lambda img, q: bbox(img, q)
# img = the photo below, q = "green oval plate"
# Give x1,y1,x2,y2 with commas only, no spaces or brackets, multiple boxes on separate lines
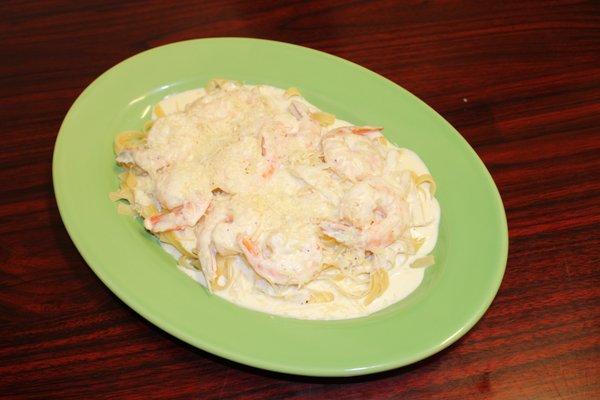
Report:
53,38,507,377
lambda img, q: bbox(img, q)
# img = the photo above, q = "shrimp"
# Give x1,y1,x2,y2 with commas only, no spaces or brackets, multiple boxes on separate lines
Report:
144,199,210,232
144,165,213,232
195,200,262,283
259,113,322,170
322,126,386,182
211,136,273,193
239,227,323,286
321,177,410,251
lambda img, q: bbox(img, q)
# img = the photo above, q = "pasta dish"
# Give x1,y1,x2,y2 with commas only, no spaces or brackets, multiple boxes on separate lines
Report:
111,79,440,319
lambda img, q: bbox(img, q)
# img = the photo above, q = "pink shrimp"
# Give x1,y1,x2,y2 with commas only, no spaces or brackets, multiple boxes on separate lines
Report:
322,126,386,182
239,237,288,284
144,199,210,233
320,177,410,251
239,231,322,286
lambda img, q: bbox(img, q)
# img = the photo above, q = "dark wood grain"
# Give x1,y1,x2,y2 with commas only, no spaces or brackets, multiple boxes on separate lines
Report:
1,0,599,398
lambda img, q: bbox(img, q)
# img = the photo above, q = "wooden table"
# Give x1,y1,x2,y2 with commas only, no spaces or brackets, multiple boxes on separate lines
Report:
1,1,599,398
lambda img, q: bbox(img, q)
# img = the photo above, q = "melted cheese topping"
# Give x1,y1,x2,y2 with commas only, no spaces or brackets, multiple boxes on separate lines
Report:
113,80,440,320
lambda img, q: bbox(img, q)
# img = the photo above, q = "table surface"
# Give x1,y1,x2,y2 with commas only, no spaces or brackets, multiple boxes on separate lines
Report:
1,0,599,399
